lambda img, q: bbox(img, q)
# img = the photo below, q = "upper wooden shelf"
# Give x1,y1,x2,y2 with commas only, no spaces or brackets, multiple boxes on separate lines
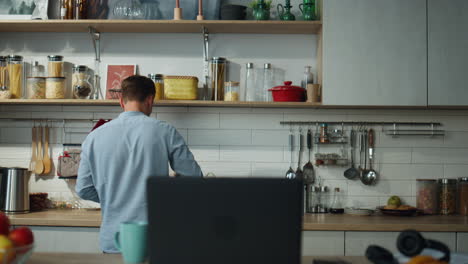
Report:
0,20,322,34
1,99,467,109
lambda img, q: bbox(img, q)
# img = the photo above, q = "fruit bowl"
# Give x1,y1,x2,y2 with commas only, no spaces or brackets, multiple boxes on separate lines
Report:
0,244,34,264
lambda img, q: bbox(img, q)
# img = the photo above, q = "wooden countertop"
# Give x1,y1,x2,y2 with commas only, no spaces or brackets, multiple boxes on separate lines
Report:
9,210,468,232
28,253,370,264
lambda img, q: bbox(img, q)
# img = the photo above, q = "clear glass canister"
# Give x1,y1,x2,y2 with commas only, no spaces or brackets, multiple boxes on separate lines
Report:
7,55,23,99
48,55,64,77
224,81,240,102
27,77,46,99
209,57,227,101
72,65,93,99
46,77,66,99
416,179,439,215
148,74,164,101
438,178,457,215
0,56,10,99
458,177,468,215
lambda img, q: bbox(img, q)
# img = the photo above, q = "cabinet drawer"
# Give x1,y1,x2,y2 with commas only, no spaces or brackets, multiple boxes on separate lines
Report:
302,231,344,256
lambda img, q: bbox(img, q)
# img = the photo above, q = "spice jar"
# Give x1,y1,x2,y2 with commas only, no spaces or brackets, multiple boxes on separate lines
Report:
319,123,329,143
0,56,10,99
47,55,64,77
148,74,164,101
458,177,468,215
72,65,93,99
416,179,439,215
27,77,46,99
7,55,23,99
438,178,457,215
224,81,240,101
209,57,227,101
46,77,66,99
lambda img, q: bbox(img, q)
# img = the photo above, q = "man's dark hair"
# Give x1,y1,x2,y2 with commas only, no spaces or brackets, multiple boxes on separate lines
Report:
121,75,155,103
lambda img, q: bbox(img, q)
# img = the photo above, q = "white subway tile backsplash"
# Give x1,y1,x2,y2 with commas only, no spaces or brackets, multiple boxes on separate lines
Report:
198,161,251,177
31,111,94,120
379,164,444,180
378,196,416,207
189,107,251,114
0,111,33,119
378,132,445,148
251,162,290,177
63,105,121,113
345,196,380,209
347,180,412,197
3,105,62,112
158,113,219,129
251,130,288,146
188,129,251,146
155,106,188,113
189,145,220,162
412,148,468,164
443,132,468,148
220,114,284,129
220,146,284,162
93,112,120,120
443,164,468,178
374,148,412,164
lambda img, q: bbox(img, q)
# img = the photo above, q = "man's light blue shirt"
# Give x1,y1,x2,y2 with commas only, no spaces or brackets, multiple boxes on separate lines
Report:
76,111,203,253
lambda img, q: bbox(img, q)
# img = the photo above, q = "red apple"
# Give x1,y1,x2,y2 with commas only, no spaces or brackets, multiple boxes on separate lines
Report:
0,212,10,236
8,227,34,247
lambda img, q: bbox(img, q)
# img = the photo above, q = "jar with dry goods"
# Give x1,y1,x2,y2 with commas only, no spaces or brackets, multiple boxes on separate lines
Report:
209,57,227,101
148,73,164,101
458,177,468,215
224,81,240,102
438,178,457,215
46,77,66,99
0,56,10,99
7,55,23,99
48,55,64,77
27,77,46,99
416,179,438,215
72,65,93,99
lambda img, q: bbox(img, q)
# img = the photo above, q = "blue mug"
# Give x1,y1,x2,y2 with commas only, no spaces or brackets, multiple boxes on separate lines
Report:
114,222,148,264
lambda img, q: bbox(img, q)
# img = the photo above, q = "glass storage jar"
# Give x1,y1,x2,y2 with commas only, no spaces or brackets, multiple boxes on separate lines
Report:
438,178,457,215
148,73,164,101
27,77,46,99
7,55,23,99
0,56,10,99
224,81,240,102
48,55,64,77
72,65,93,99
458,177,468,215
46,77,66,99
416,179,439,215
209,57,227,101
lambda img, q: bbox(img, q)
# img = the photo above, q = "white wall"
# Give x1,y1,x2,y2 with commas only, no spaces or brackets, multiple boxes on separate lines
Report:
1,104,468,209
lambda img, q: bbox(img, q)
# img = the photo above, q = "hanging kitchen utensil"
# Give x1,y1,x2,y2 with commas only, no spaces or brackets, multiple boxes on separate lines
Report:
29,123,37,172
359,129,368,180
286,129,296,179
42,122,52,174
362,129,378,185
303,128,315,184
34,123,45,175
344,129,359,180
295,128,304,180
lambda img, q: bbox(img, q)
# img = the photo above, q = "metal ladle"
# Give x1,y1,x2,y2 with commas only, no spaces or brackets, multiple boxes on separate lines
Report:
361,129,378,185
295,128,304,180
286,130,296,179
344,129,359,180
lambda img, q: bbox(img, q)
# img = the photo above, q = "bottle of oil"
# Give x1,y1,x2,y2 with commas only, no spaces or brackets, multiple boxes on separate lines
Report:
329,187,344,214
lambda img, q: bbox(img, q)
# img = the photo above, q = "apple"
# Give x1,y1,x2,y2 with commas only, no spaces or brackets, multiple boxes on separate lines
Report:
0,235,15,263
0,212,10,236
8,227,34,248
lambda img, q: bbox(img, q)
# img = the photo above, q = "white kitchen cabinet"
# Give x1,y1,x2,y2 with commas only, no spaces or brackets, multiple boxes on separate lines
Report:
458,233,468,253
15,226,100,253
345,232,456,256
428,0,468,106
323,0,427,106
302,231,345,256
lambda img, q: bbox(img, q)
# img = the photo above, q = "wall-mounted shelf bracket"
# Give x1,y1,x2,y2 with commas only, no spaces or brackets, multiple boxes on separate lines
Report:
88,27,103,100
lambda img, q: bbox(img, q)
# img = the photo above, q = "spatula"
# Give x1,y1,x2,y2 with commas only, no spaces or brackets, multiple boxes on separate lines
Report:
42,123,52,174
29,125,37,172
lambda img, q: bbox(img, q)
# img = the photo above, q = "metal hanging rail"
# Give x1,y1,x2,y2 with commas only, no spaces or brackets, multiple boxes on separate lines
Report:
280,121,442,126
0,117,103,122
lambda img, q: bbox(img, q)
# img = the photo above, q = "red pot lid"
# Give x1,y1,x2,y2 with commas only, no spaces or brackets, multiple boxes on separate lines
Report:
269,81,304,91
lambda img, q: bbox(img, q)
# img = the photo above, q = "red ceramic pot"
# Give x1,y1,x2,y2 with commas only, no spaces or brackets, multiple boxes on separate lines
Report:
268,81,306,102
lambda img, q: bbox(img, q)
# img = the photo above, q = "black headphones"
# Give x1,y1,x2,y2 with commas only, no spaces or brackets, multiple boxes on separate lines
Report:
397,230,450,262
366,230,451,264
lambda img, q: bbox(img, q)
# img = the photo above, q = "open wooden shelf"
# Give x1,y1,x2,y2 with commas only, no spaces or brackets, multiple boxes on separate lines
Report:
0,20,322,34
1,99,466,109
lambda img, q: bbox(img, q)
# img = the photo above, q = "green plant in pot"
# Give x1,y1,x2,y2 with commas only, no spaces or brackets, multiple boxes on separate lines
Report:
250,0,271,20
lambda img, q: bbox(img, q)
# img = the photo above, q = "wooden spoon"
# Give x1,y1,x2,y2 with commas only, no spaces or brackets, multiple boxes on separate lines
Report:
29,126,37,172
34,125,45,175
42,124,52,174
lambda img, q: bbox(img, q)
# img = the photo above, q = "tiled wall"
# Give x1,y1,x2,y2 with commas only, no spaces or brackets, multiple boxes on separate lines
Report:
1,105,468,209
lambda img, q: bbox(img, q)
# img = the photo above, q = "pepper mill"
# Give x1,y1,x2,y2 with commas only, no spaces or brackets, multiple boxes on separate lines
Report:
174,0,182,20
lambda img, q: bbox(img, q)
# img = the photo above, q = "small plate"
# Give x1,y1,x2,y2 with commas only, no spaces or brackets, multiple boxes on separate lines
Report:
378,206,418,216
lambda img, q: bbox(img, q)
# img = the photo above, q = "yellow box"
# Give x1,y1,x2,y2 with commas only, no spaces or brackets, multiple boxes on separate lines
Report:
164,76,198,100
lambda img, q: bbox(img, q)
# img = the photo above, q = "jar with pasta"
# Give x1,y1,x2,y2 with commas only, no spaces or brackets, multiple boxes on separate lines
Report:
0,56,10,99
27,77,46,99
46,77,66,99
72,65,93,99
148,73,164,101
224,81,240,102
209,57,227,101
47,55,64,77
438,178,457,215
7,55,23,99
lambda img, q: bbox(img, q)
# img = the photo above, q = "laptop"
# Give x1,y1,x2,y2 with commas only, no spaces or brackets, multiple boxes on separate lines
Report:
147,177,303,264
